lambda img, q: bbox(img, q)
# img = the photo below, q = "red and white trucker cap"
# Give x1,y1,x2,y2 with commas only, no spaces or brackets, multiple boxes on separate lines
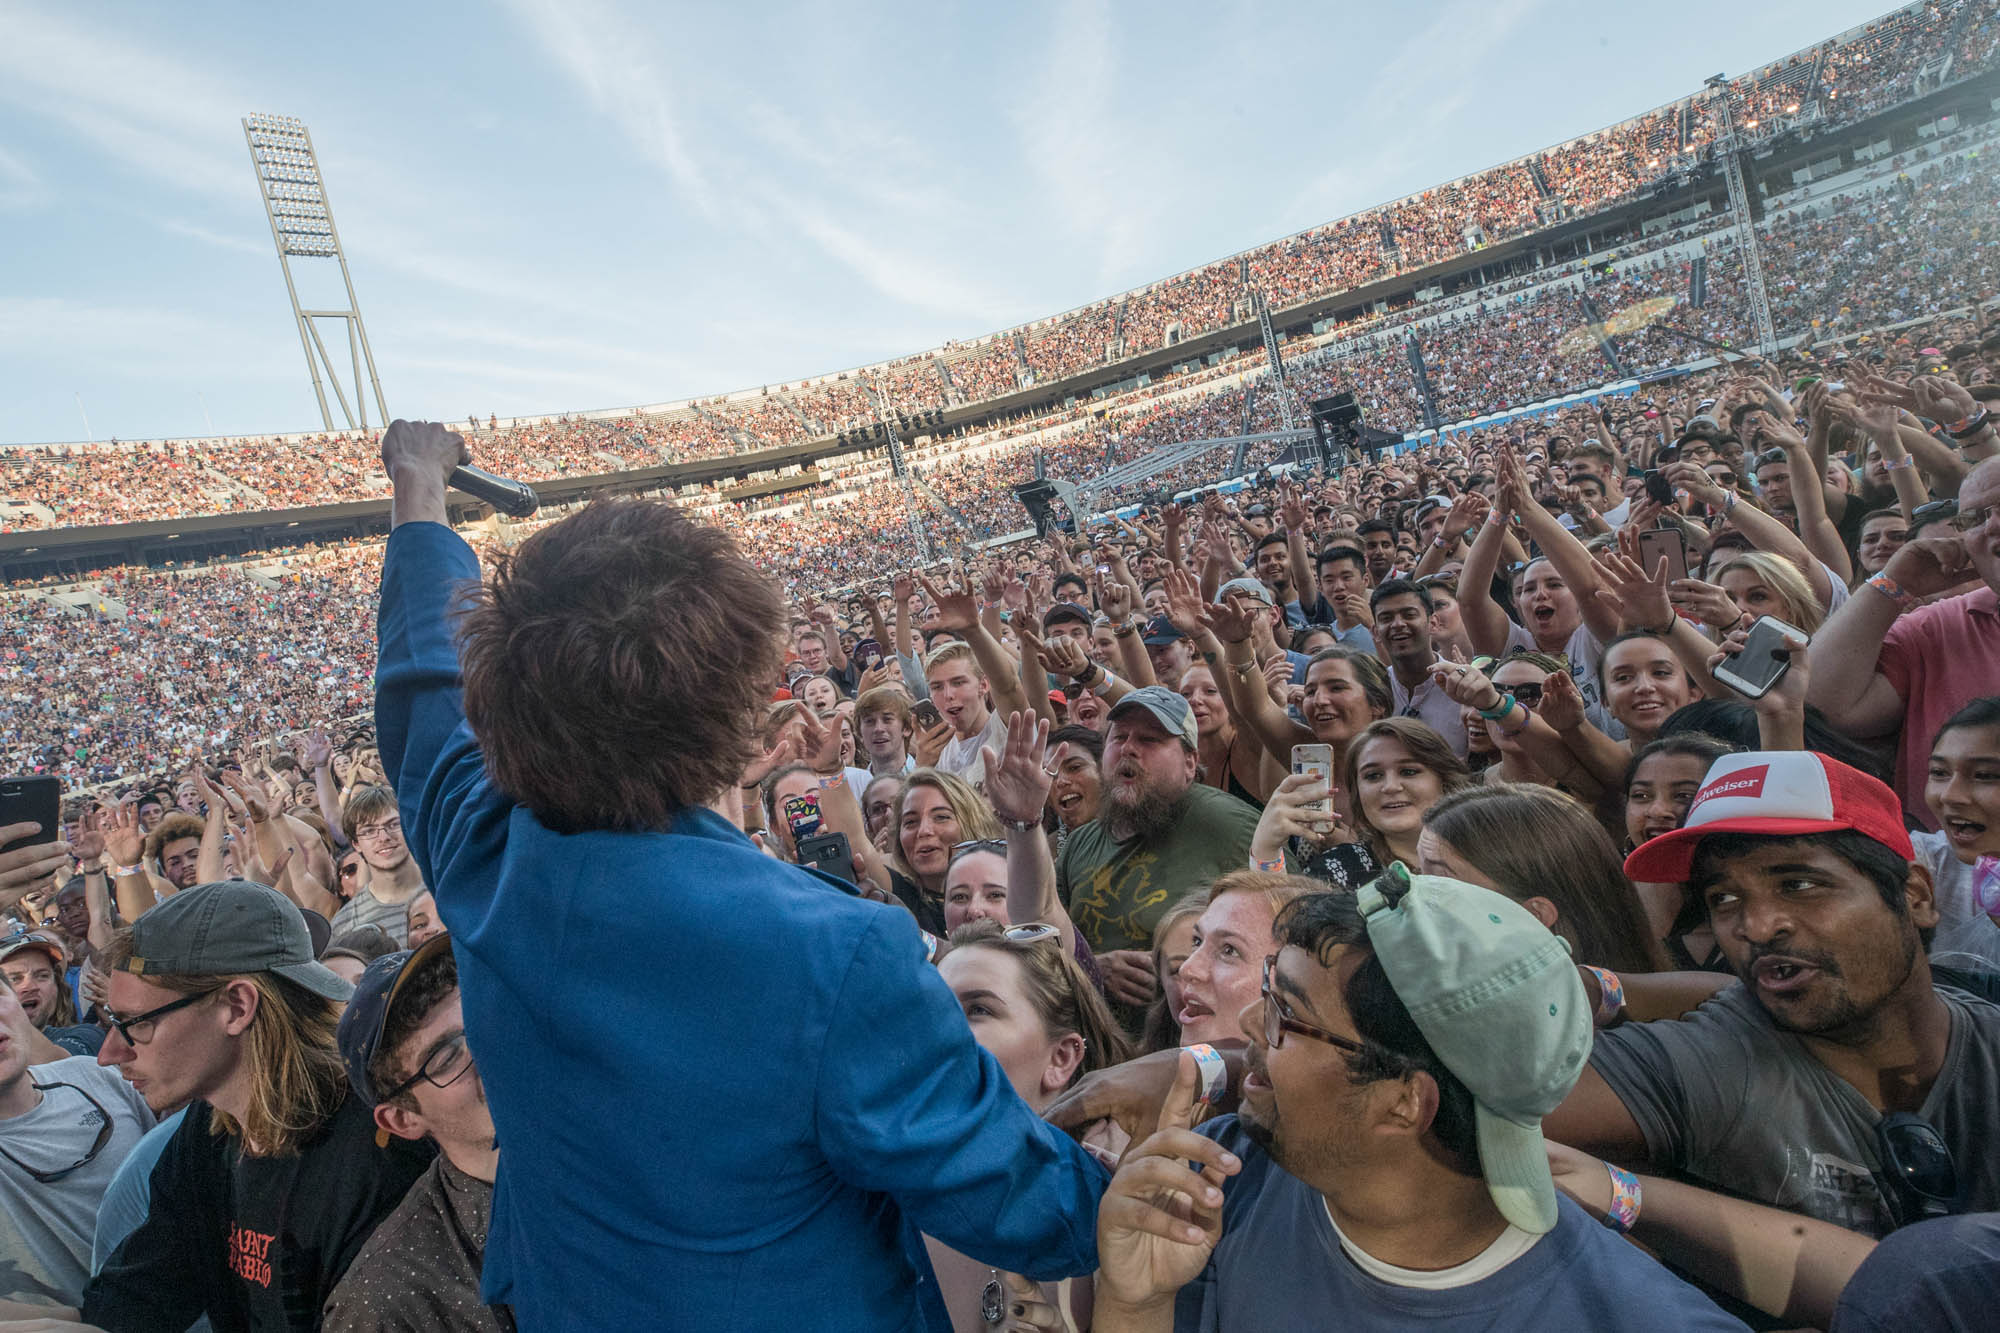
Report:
1624,751,1914,884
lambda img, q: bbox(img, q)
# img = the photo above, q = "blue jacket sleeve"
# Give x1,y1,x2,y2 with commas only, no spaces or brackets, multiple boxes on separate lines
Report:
373,522,505,899
814,910,1108,1281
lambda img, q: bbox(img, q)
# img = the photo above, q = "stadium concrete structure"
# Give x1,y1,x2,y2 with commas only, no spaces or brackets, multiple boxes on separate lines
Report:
3,0,1999,585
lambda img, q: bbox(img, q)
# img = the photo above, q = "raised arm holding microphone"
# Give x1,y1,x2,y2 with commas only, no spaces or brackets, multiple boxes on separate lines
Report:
371,421,1108,1333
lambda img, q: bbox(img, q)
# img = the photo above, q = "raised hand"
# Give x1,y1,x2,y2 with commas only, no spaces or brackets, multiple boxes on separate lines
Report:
1200,594,1258,645
68,809,107,866
302,724,333,771
97,800,145,867
1429,656,1504,712
1667,577,1742,631
1260,654,1293,707
1102,579,1135,623
1660,460,1725,510
1537,667,1587,734
912,719,954,769
221,770,272,824
918,569,982,632
1441,489,1490,544
1911,374,1977,425
740,732,799,790
891,573,916,604
1094,1052,1241,1311
1163,567,1207,638
795,707,848,777
0,821,72,911
1249,771,1341,864
1592,529,1674,630
379,418,470,485
1710,620,1811,715
979,711,1054,827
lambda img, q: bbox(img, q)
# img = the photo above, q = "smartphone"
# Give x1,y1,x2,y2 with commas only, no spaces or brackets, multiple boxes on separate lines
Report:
853,637,883,669
912,700,944,731
1637,526,1691,585
780,792,824,843
1643,469,1675,506
0,776,61,848
1713,616,1808,700
796,830,854,883
1291,744,1335,815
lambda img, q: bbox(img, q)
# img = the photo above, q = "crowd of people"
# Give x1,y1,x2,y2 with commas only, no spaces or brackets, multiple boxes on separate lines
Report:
10,315,2000,1327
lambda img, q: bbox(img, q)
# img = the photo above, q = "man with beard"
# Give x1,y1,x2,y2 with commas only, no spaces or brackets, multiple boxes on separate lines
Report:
0,931,100,1057
325,935,513,1332
1552,751,2000,1235
1090,878,1742,1331
1369,579,1465,756
1058,688,1261,1027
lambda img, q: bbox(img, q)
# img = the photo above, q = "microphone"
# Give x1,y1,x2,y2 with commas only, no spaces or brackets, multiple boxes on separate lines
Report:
448,463,540,518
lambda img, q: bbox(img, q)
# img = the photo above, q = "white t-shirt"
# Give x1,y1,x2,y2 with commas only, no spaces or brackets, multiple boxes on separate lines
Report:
1913,829,2000,970
1501,620,1624,740
937,710,1008,790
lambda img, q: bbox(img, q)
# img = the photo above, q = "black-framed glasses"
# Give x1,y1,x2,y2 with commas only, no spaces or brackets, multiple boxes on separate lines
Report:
949,838,1008,861
1709,471,1739,488
1875,1112,1959,1229
102,987,220,1046
1261,956,1370,1056
380,1031,476,1104
0,1081,114,1182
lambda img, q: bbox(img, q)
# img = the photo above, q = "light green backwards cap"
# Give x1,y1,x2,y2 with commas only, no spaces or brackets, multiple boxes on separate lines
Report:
1354,864,1592,1235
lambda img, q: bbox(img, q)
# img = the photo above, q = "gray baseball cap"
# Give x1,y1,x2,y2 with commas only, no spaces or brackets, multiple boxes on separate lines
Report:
1107,685,1200,749
1216,577,1275,607
117,880,353,1002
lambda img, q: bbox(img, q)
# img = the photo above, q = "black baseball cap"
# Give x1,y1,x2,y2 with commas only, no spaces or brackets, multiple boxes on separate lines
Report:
1141,615,1186,647
1042,602,1093,633
336,933,455,1108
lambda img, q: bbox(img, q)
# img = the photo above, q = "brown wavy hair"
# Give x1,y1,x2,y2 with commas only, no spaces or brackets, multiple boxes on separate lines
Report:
454,499,786,833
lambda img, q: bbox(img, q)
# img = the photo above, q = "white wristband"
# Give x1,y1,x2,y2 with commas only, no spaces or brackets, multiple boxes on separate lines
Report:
1185,1043,1228,1105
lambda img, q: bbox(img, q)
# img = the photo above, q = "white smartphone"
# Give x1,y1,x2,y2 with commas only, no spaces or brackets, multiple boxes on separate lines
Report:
1712,615,1808,700
1291,744,1334,815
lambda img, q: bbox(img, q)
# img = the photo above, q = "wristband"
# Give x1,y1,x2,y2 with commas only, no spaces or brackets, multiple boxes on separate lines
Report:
1099,669,1119,691
112,863,144,878
1250,854,1286,873
1883,455,1916,471
1866,571,1918,612
1114,622,1139,638
1723,491,1737,515
1185,1043,1229,1106
1431,533,1455,549
1483,509,1507,528
1971,855,2000,918
1948,411,1991,440
998,814,1041,833
814,773,845,790
1603,1162,1642,1234
1476,693,1518,721
1582,965,1626,1026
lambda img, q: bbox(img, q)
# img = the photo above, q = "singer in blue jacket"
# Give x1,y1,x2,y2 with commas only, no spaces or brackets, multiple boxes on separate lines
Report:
371,421,1107,1332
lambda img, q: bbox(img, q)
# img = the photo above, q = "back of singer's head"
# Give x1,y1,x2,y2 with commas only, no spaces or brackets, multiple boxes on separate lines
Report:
455,498,785,833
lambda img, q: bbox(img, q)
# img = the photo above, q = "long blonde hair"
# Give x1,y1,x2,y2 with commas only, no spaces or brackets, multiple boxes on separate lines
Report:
100,931,346,1156
892,768,1003,888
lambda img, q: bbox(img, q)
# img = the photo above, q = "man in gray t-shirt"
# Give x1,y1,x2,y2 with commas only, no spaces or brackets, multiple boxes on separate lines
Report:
1548,750,2000,1235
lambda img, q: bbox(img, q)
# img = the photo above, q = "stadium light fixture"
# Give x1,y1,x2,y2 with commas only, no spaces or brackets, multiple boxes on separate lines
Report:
241,113,388,433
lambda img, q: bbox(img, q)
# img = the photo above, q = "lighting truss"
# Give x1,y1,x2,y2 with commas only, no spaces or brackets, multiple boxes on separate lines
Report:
242,113,388,432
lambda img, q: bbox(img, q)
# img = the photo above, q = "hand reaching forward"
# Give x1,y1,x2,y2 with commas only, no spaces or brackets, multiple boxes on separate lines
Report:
979,711,1053,827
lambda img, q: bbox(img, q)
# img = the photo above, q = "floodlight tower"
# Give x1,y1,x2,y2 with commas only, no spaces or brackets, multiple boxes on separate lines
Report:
1703,76,1779,357
241,114,388,431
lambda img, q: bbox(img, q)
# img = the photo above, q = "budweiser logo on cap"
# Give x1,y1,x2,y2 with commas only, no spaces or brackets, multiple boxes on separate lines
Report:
1692,763,1769,813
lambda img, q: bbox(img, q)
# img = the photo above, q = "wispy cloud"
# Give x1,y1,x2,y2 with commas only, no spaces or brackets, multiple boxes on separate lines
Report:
0,143,49,211
159,218,269,257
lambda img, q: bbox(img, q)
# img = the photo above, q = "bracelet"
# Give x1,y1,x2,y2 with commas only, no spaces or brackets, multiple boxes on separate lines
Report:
111,863,144,878
1603,1163,1643,1234
1249,854,1286,873
998,814,1040,833
1431,533,1455,549
1948,411,1991,440
1883,455,1916,472
1866,571,1918,612
1114,622,1139,638
1099,669,1120,692
1723,491,1738,515
814,773,845,789
1582,965,1626,1026
1494,709,1532,737
1641,617,1676,637
1186,1043,1229,1105
1476,694,1518,721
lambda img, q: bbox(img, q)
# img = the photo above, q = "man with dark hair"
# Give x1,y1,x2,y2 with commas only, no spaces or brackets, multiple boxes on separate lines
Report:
1092,873,1742,1330
331,785,426,945
325,935,512,1332
1355,518,1399,585
372,421,1107,1331
1299,547,1375,652
1549,751,2000,1235
1249,533,1303,628
1368,579,1464,755
140,815,202,893
1058,687,1261,1024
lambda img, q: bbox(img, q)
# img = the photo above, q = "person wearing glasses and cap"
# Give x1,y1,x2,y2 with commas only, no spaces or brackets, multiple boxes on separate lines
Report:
0,973,153,1313
323,935,512,1332
0,881,433,1333
1551,751,2000,1236
1090,872,1744,1331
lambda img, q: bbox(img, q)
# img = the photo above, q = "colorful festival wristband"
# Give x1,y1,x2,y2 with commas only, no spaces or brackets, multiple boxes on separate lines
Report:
1582,965,1626,1026
1604,1162,1643,1234
1250,854,1286,873
1185,1043,1229,1106
1866,571,1918,612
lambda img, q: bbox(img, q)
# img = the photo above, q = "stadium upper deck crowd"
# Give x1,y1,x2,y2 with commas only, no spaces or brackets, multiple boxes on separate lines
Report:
8,9,2000,1330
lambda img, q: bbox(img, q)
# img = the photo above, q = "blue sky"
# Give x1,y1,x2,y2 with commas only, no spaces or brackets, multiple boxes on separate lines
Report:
0,0,1893,444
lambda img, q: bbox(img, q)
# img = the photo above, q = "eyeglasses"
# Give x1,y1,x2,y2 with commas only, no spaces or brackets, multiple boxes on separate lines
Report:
1875,1112,1959,1229
0,1081,114,1182
1262,956,1371,1056
1950,503,2000,533
949,838,1009,860
380,1031,476,1104
1709,472,1739,488
353,820,403,843
102,986,220,1046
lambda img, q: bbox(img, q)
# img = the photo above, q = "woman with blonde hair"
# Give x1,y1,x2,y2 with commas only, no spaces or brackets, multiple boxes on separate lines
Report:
1172,870,1319,1049
1714,550,1830,634
890,768,1003,935
925,919,1134,1332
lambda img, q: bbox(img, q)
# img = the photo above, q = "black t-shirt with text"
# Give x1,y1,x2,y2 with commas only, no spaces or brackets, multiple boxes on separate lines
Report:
84,1092,433,1332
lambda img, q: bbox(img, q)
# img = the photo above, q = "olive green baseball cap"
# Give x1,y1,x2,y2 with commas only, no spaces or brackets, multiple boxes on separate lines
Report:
1355,865,1591,1234
119,880,353,1002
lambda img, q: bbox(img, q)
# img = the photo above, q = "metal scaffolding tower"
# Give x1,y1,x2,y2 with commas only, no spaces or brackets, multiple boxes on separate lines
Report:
1704,76,1779,356
1254,291,1297,434
870,384,933,564
242,114,388,432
